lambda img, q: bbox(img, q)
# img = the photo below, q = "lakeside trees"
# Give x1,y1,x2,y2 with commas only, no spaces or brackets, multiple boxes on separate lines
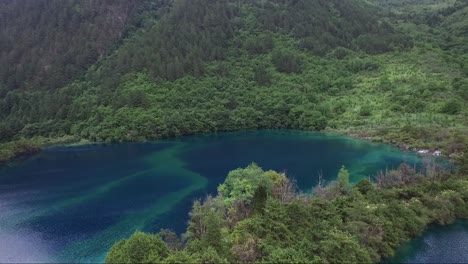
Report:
106,163,468,263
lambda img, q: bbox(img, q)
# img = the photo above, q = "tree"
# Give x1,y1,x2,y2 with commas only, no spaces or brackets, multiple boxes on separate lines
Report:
457,152,468,176
338,166,350,192
272,50,303,74
354,179,374,195
252,186,268,214
245,34,274,55
162,251,196,264
272,176,297,204
105,231,169,263
440,100,461,115
192,246,229,264
186,197,226,252
253,63,271,86
319,231,372,263
267,247,319,263
359,105,372,117
217,163,273,206
159,229,182,251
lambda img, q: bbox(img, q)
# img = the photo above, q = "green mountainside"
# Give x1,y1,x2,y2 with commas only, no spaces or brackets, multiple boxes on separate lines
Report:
0,0,466,163
0,0,155,91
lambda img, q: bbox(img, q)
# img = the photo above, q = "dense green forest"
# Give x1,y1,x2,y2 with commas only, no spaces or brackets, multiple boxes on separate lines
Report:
0,0,155,91
1,0,466,163
106,162,468,263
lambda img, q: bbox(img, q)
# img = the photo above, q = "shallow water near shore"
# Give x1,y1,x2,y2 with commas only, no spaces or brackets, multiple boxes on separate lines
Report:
0,130,426,263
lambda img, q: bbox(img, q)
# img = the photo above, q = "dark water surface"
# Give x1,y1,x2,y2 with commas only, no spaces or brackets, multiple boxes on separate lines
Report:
0,131,424,263
385,220,468,263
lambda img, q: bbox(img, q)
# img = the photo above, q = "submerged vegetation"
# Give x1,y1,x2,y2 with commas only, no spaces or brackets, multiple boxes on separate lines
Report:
106,163,468,263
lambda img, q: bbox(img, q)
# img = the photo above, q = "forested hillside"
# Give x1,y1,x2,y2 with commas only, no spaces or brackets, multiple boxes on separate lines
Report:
0,0,467,163
0,0,157,91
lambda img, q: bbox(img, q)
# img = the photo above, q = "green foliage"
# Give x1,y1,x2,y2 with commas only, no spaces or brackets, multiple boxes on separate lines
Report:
0,0,148,91
0,136,78,163
217,163,273,206
161,251,195,264
245,34,274,55
186,197,226,253
457,153,468,176
105,231,169,263
253,63,272,87
251,186,268,214
107,164,468,263
271,50,303,74
440,100,462,115
191,247,229,264
99,0,234,82
319,231,372,263
255,0,407,54
359,105,373,117
338,166,351,191
0,140,40,163
265,246,317,264
354,33,413,54
354,179,375,194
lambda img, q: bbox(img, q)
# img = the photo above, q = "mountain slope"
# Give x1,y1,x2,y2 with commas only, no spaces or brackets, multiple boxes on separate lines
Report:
0,0,152,91
0,0,466,162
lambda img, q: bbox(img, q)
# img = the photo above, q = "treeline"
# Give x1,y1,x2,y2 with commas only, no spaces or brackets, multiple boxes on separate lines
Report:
106,162,468,263
0,139,41,163
0,136,78,163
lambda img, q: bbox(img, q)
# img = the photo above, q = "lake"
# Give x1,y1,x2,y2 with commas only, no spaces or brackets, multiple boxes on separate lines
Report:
0,130,423,263
385,220,468,263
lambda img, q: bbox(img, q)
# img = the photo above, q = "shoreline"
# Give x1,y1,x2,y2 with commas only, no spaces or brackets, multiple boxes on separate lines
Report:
0,127,458,165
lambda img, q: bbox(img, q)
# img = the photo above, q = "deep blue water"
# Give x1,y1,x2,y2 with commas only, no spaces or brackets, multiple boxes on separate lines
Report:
385,220,468,263
0,130,425,263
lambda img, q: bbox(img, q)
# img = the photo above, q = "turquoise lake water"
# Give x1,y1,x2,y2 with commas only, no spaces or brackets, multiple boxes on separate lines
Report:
0,130,428,262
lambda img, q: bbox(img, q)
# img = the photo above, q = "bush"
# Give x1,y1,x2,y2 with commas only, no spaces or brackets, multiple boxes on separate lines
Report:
105,232,169,263
272,50,303,74
440,100,461,115
354,179,375,195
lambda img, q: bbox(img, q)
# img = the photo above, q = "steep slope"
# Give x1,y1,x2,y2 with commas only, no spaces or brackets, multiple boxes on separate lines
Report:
90,0,406,84
439,2,468,58
0,0,152,91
